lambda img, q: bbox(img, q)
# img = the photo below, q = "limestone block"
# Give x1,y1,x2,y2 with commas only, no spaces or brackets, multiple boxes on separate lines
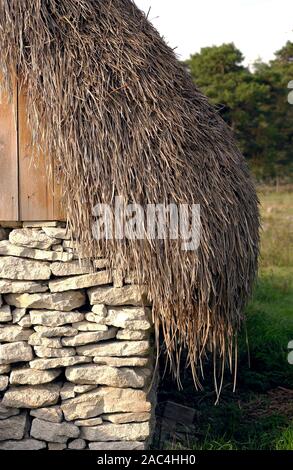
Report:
60,387,151,415
80,421,150,442
51,260,94,277
74,417,102,427
29,356,91,370
2,384,60,409
18,315,32,328
30,309,84,327
0,325,32,342
0,240,73,262
5,290,86,311
0,413,28,441
10,367,62,385
65,364,149,388
33,346,76,358
0,376,9,391
93,356,149,367
61,328,117,347
9,228,58,249
30,418,80,443
28,333,62,348
42,227,70,240
60,383,96,400
61,400,104,421
88,285,150,306
102,412,150,424
68,438,86,450
91,304,107,317
0,439,46,450
0,279,48,294
77,340,149,357
49,271,112,293
12,308,27,323
0,341,33,364
0,403,20,420
0,365,10,374
30,406,63,423
0,256,50,280
116,329,149,340
102,306,152,330
74,321,108,332
33,325,78,337
74,384,97,394
0,304,12,322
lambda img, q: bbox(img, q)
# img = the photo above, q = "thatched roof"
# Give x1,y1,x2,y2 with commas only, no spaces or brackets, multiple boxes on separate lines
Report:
0,0,259,393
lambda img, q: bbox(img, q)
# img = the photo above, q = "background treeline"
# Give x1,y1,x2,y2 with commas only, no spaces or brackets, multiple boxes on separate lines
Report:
186,41,293,182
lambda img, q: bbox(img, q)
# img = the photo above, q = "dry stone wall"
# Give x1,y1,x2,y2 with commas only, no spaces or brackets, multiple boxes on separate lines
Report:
0,223,155,450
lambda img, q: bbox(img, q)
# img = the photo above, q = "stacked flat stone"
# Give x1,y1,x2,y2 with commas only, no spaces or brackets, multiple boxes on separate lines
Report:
0,223,155,451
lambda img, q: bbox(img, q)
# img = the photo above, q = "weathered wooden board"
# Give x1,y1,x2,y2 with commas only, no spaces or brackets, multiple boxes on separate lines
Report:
0,80,65,222
18,90,65,221
0,82,18,221
53,171,66,221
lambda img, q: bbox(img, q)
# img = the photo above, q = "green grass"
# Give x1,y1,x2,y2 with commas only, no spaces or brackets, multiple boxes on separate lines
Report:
258,187,293,268
239,189,293,390
157,188,293,451
157,401,293,450
239,266,293,390
275,424,293,450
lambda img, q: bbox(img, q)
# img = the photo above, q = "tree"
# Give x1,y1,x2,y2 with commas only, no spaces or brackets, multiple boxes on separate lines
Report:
186,42,293,181
253,42,293,179
186,44,269,160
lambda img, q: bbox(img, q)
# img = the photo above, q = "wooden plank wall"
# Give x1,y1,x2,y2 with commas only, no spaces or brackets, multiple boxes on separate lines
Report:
18,90,55,221
0,82,64,222
0,82,19,220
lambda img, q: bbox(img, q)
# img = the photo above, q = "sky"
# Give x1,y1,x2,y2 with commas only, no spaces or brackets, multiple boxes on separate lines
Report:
134,0,293,66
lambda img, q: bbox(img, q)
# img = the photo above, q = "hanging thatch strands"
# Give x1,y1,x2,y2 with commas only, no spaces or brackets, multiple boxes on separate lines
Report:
0,0,259,393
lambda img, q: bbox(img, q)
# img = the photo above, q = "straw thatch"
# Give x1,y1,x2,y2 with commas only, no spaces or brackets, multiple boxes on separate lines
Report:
0,0,259,393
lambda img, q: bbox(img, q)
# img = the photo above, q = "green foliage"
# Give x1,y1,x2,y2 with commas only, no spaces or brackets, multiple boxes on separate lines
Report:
186,42,293,181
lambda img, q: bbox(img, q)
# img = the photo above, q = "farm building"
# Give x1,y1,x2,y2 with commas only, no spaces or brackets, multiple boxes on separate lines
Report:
0,0,259,450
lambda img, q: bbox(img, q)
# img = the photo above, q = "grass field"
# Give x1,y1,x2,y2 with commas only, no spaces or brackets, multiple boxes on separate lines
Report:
155,186,293,450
